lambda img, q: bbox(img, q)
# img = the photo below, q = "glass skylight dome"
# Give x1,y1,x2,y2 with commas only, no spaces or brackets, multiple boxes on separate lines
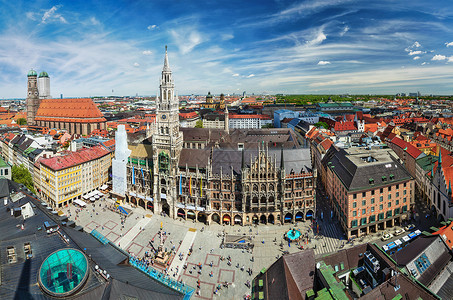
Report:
38,248,89,297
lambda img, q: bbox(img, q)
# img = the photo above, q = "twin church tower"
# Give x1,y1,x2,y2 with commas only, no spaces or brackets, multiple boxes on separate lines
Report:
26,70,51,125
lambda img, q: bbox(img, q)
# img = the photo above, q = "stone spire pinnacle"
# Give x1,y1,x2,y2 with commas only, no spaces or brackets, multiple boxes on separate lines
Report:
163,45,170,71
280,147,284,170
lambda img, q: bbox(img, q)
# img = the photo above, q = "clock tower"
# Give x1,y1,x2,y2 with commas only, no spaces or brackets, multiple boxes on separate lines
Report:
152,46,183,217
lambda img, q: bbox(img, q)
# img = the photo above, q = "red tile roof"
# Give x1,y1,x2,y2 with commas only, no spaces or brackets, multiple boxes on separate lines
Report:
40,145,110,171
229,114,271,119
35,98,106,121
179,111,199,119
333,121,356,132
434,224,453,250
390,137,423,159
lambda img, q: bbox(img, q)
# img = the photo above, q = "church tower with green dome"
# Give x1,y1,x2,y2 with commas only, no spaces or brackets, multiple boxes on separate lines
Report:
151,46,183,217
38,71,51,99
26,69,40,125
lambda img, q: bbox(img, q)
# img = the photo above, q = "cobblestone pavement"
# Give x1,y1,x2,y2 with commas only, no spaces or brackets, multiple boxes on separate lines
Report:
61,197,387,299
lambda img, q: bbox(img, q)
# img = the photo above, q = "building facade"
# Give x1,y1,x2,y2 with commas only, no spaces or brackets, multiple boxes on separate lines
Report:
124,48,316,225
26,70,40,125
39,145,111,208
34,98,107,136
323,146,414,238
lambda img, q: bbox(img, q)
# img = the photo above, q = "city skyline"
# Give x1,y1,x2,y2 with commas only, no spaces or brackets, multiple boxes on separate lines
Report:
2,0,453,98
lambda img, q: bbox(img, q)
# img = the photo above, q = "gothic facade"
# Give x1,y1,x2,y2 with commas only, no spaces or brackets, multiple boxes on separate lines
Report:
125,48,316,225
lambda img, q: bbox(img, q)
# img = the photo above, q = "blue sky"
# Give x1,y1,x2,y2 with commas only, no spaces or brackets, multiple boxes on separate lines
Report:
2,0,453,98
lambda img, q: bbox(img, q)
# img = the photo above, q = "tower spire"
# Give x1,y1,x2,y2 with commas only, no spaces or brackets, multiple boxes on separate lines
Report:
280,147,284,170
241,148,245,169
163,45,170,71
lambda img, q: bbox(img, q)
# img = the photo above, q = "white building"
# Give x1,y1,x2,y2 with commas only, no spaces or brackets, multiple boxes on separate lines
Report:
112,125,131,197
38,71,51,99
229,114,272,129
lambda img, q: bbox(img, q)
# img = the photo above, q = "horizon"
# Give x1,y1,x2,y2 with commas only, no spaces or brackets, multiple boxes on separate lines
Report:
2,0,453,98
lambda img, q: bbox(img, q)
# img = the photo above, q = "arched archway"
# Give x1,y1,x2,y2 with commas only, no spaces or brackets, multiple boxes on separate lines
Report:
212,213,220,224
161,178,166,185
162,202,170,216
223,214,231,225
306,210,314,219
177,208,185,219
295,211,303,221
252,196,258,204
260,215,267,224
161,188,166,194
234,214,242,225
138,198,145,209
187,210,196,220
198,213,207,223
268,214,275,224
131,197,137,206
125,195,130,203
252,215,259,224
147,201,154,212
260,196,266,204
269,196,274,203
284,213,293,223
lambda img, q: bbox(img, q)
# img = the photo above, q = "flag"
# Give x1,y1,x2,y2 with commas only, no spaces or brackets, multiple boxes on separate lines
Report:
200,176,203,197
132,166,135,185
189,176,192,196
141,168,145,186
179,174,182,195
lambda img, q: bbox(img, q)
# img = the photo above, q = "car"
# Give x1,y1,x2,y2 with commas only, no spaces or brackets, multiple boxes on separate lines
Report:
394,228,405,236
404,224,415,231
381,233,394,241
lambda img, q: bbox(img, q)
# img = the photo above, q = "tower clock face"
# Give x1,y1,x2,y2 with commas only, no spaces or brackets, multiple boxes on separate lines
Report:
162,114,167,119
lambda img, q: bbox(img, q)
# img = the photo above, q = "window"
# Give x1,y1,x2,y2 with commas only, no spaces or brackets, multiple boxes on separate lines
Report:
362,209,366,215
388,202,392,208
371,207,375,212
388,194,392,200
353,202,357,208
362,200,366,206
396,192,399,197
371,190,375,195
396,200,399,205
388,186,391,191
353,194,357,199
353,211,357,217
396,184,399,189
415,253,431,274
378,213,384,220
371,198,375,204
351,220,358,227
361,217,367,225
386,211,392,218
403,197,407,203
402,205,408,212
394,208,400,215
404,183,407,188
404,190,407,195
380,196,383,202
379,204,383,210
369,215,376,223
362,192,366,197
380,188,383,193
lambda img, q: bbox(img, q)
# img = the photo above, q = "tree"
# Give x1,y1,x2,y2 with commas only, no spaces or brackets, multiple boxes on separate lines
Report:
195,120,203,128
12,164,35,193
314,121,329,129
262,123,274,128
17,118,27,125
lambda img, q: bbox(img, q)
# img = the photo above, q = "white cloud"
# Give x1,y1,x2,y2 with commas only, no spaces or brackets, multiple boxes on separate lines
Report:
413,56,420,60
221,33,234,41
446,42,453,47
413,41,421,48
232,73,240,77
306,30,326,46
133,62,140,67
247,74,255,78
41,6,67,24
449,57,453,63
340,25,349,36
142,50,152,55
421,62,427,65
26,12,38,21
147,25,157,30
408,50,423,56
318,60,331,65
170,28,204,54
89,17,100,26
432,54,447,61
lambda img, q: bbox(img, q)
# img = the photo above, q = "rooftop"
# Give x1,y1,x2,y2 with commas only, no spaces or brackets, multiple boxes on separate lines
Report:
40,145,110,171
35,98,106,120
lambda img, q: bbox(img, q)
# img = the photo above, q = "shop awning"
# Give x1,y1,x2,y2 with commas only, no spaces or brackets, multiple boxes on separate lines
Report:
223,215,231,221
234,216,242,221
90,197,96,202
177,211,185,216
285,215,292,220
74,199,87,207
187,211,196,216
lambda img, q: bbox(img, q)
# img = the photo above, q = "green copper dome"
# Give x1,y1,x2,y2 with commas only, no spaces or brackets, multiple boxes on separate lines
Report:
27,69,37,77
39,71,49,77
38,248,89,297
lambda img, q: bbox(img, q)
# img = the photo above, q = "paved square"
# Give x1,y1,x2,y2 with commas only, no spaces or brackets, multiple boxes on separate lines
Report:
204,254,220,268
196,281,215,300
127,242,144,256
85,221,101,231
105,231,120,242
104,220,118,230
217,269,235,284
